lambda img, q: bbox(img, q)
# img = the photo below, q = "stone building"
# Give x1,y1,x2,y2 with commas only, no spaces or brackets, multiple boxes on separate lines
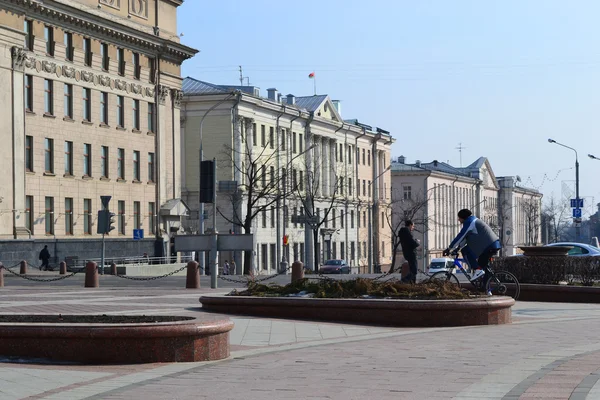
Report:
180,78,393,274
0,0,196,264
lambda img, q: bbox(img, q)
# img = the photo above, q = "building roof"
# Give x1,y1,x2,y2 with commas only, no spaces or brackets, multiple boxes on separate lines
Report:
282,95,328,112
182,77,230,95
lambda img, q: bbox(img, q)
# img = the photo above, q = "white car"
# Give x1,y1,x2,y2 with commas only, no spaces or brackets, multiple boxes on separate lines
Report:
429,258,457,274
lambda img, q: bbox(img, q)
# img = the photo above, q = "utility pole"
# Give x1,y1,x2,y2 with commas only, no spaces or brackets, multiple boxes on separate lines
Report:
210,158,218,288
456,142,466,167
239,65,243,86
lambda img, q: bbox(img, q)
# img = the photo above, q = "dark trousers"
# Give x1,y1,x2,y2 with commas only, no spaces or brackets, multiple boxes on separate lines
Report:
40,259,50,270
402,252,418,283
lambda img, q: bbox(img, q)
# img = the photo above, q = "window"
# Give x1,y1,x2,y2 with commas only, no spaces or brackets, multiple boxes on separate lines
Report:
133,201,140,230
299,170,304,191
147,103,155,133
148,202,155,234
252,123,257,145
118,200,125,235
25,196,33,234
340,209,344,228
63,84,73,118
64,141,73,175
65,197,73,235
271,206,275,228
83,143,91,177
261,125,266,147
149,57,156,83
82,88,91,122
382,241,385,258
25,136,33,172
284,205,289,228
24,19,33,50
339,144,343,163
25,75,33,112
44,79,53,115
117,148,125,179
348,145,352,164
262,209,266,228
270,166,274,186
363,242,367,259
269,127,274,148
45,197,54,235
358,209,361,228
44,138,54,173
348,178,353,196
368,181,371,197
83,38,92,66
367,150,371,166
83,198,92,234
403,185,412,200
101,43,109,71
350,210,354,228
261,165,266,187
299,134,303,152
101,146,109,178
100,92,108,124
281,128,286,150
147,152,154,182
362,180,366,196
132,99,140,130
117,48,125,75
117,96,124,127
363,211,366,227
64,31,73,61
293,132,297,153
44,25,54,56
293,206,297,228
133,52,140,79
293,169,297,189
133,150,140,181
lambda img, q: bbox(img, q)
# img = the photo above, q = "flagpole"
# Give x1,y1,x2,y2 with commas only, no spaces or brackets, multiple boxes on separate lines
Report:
313,76,316,95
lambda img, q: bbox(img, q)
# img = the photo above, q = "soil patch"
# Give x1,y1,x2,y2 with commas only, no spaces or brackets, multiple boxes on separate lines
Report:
0,315,194,324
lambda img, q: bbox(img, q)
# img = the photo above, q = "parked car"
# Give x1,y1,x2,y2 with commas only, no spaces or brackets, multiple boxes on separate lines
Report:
319,259,350,274
428,258,458,274
545,242,600,256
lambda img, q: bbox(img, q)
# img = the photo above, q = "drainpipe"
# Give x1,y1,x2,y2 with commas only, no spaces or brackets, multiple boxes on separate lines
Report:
275,104,285,273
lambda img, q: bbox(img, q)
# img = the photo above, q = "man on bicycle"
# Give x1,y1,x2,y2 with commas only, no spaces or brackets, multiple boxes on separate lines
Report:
443,209,501,285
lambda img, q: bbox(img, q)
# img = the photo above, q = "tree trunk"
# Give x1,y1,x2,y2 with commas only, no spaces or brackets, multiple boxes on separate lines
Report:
313,228,319,273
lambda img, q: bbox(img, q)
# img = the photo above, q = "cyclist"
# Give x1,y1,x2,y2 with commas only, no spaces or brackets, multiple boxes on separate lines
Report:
443,209,501,286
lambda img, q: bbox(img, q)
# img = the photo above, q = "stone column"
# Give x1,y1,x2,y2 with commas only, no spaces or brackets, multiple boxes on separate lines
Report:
171,89,183,198
322,139,329,197
329,139,336,195
243,118,255,275
313,135,321,197
157,85,171,206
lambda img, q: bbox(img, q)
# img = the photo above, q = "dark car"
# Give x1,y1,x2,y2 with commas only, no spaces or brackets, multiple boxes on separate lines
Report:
319,259,350,274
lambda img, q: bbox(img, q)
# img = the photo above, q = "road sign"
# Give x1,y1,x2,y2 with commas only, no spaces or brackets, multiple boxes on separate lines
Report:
573,208,582,218
100,195,112,209
571,198,584,208
290,215,319,224
133,229,144,240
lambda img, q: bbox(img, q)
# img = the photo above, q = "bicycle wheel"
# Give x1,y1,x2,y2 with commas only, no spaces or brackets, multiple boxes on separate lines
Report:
429,271,460,287
486,271,520,300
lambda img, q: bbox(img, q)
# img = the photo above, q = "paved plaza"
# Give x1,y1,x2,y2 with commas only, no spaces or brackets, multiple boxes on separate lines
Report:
1,272,600,399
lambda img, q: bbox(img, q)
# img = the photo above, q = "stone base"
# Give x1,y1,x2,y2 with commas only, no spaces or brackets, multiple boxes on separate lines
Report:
200,296,514,327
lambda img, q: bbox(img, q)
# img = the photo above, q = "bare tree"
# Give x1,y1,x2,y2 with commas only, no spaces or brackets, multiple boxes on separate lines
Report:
543,195,570,243
521,197,542,245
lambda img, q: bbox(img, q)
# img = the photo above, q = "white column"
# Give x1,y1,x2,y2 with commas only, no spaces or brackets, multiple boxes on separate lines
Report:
322,139,329,197
329,139,336,195
314,135,321,197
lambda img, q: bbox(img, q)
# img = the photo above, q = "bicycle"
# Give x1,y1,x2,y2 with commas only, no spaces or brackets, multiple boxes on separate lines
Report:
429,249,520,300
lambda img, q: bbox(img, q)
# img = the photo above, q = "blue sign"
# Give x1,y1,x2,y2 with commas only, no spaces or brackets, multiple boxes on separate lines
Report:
571,199,584,208
573,208,582,218
133,229,144,240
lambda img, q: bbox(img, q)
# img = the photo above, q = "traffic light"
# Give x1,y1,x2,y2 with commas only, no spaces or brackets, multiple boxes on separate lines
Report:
97,210,116,234
283,234,289,246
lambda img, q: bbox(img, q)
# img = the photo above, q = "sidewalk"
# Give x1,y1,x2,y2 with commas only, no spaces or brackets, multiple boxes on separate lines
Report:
2,286,600,399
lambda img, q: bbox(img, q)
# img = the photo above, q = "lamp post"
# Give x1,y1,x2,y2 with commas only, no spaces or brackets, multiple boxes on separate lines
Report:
548,139,580,241
367,165,391,273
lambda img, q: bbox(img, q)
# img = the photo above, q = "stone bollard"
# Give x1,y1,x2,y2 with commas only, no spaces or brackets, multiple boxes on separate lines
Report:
84,261,99,288
0,262,4,287
59,261,67,275
110,263,117,275
291,261,304,283
186,261,200,289
20,260,27,275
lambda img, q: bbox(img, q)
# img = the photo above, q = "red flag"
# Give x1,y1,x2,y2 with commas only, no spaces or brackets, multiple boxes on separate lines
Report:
308,72,315,78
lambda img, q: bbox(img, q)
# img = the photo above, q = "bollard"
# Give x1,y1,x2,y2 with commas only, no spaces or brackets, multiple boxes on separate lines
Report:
186,261,200,289
84,261,99,288
0,262,4,287
59,261,67,275
20,260,27,275
291,261,304,283
110,262,117,275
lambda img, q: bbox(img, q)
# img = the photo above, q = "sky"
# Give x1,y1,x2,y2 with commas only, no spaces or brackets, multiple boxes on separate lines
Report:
178,0,600,217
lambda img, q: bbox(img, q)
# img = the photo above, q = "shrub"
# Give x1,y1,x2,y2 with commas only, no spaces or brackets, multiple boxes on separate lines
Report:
492,256,600,285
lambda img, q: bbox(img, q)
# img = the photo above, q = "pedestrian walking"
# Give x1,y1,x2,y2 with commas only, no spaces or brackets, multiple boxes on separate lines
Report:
223,260,230,275
230,260,236,275
399,220,420,283
39,245,51,271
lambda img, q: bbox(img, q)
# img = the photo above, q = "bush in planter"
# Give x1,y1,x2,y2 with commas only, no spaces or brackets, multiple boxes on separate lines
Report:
492,256,600,285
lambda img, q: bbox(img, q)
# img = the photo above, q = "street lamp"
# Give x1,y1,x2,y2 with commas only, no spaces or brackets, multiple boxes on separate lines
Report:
589,154,600,161
548,138,581,241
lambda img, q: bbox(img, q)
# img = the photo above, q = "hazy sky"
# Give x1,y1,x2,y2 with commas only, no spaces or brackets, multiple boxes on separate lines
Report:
178,0,600,216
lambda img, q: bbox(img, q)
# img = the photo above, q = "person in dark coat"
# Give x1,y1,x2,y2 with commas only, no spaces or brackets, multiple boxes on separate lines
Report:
39,245,51,271
399,220,420,283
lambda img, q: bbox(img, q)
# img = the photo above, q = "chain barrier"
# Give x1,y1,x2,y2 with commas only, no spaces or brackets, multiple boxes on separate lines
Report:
112,264,189,281
0,263,86,283
218,264,294,285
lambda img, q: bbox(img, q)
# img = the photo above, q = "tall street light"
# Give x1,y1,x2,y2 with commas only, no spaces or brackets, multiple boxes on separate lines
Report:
589,154,600,161
548,139,580,241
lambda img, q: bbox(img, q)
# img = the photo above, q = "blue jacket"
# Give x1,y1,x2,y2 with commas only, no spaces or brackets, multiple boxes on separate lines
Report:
449,215,500,257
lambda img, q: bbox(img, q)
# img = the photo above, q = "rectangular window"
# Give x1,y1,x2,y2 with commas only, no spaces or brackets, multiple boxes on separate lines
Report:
293,132,297,153
368,181,371,197
44,79,53,115
348,178,353,196
339,144,343,163
64,31,73,61
149,57,156,83
44,138,54,173
341,209,344,228
25,75,33,112
83,198,92,234
367,150,371,166
101,43,109,71
133,150,140,181
64,141,73,175
281,128,286,150
382,241,385,258
132,99,140,130
351,242,355,262
133,201,140,230
118,200,125,235
101,146,109,178
148,202,155,235
271,206,275,228
262,209,266,228
100,92,108,124
133,52,140,79
252,123,257,145
362,149,366,165
25,136,33,172
362,180,366,196
83,38,92,66
117,48,125,75
261,165,266,187
403,185,412,200
299,134,303,152
117,148,125,179
350,210,354,228
363,211,366,227
270,166,274,186
147,152,154,182
299,170,304,191
65,197,73,235
358,209,361,228
261,125,266,147
117,95,124,127
269,127,274,149
24,19,33,50
82,88,91,122
25,195,33,234
83,143,91,177
293,206,298,228
63,84,73,118
44,25,54,56
45,197,54,235
147,103,155,133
